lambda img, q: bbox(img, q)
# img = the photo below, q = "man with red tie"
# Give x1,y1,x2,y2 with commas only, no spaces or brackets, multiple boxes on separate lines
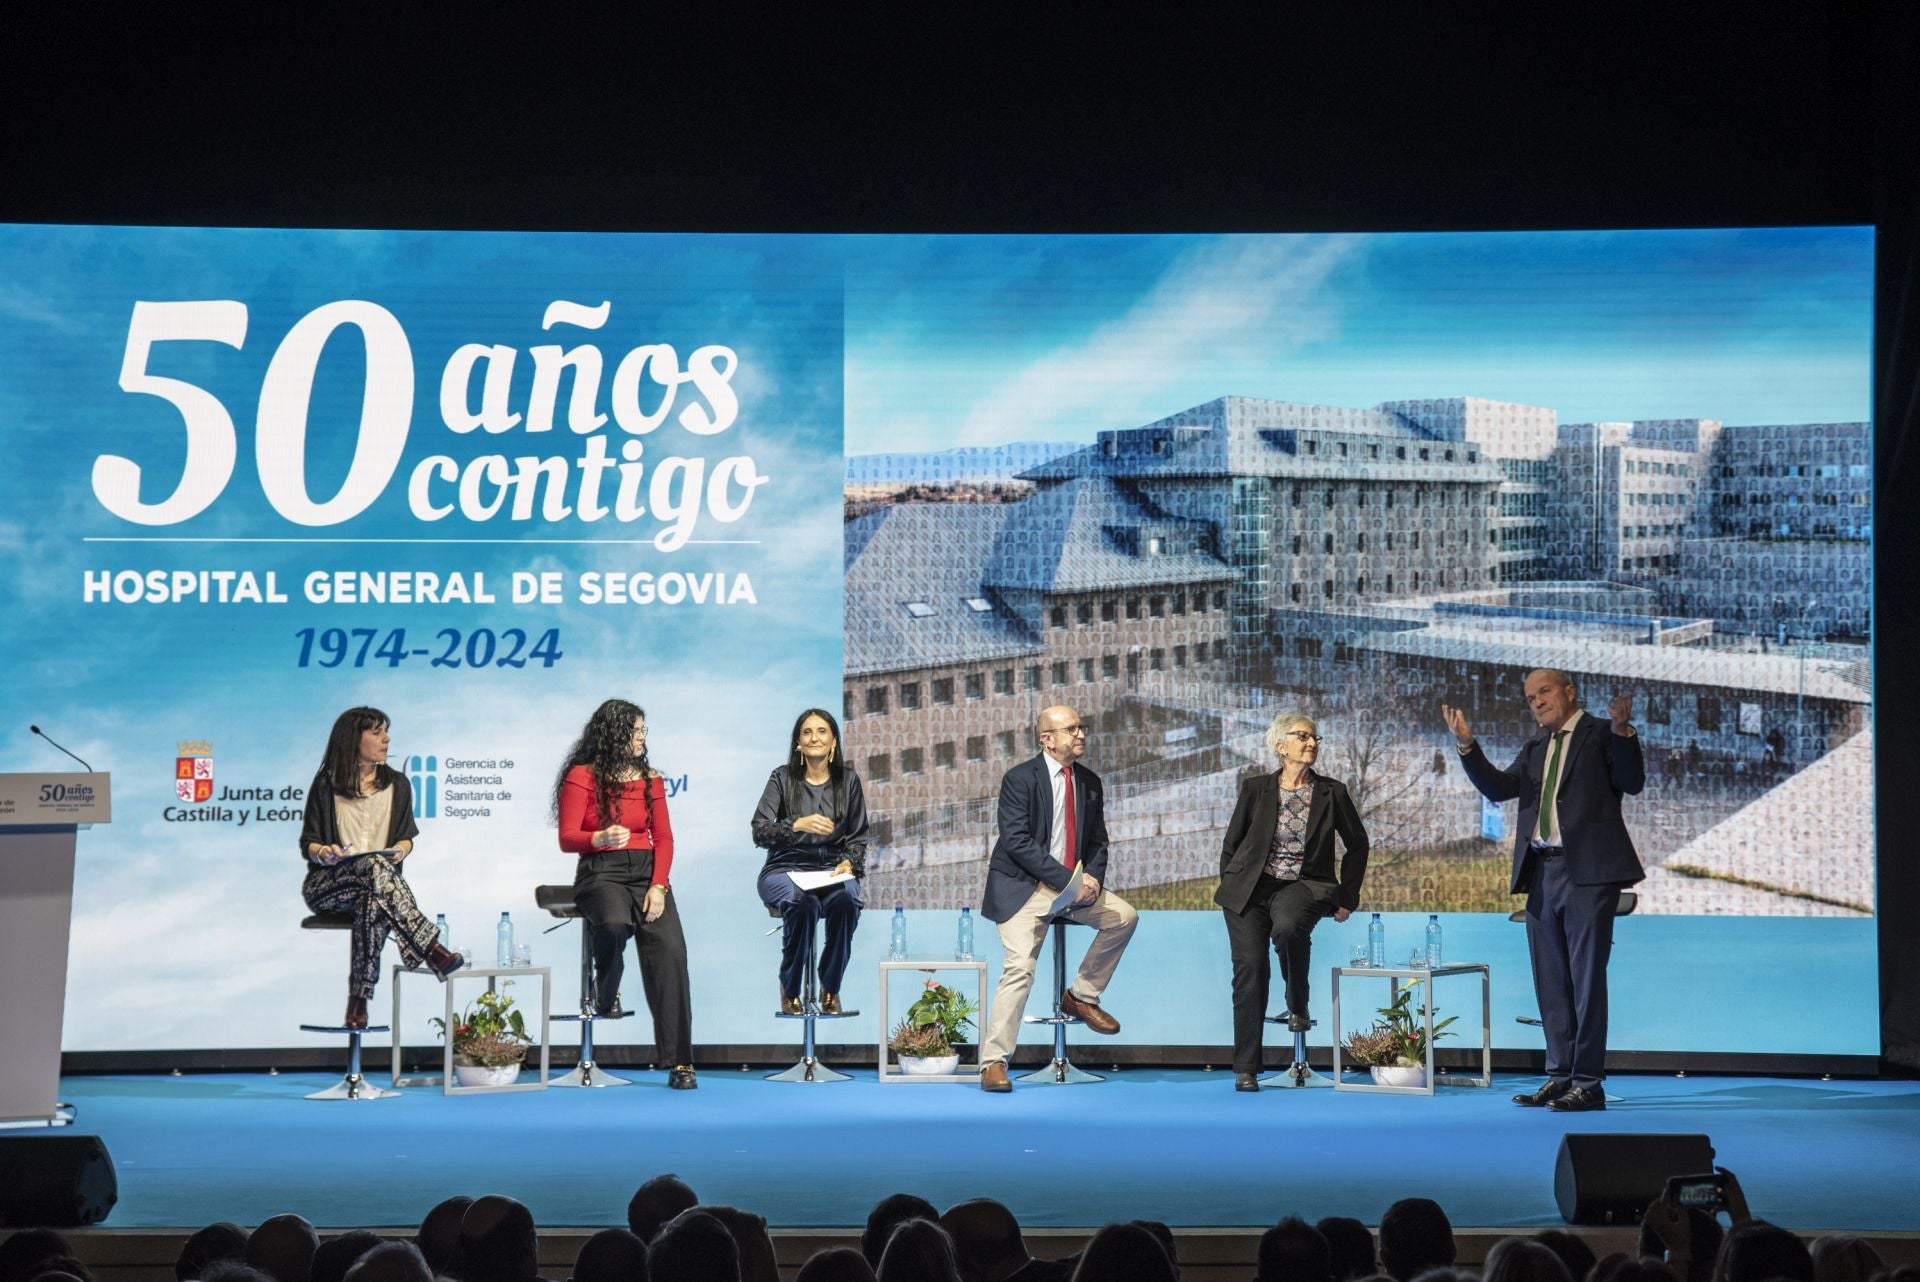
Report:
977,704,1140,1092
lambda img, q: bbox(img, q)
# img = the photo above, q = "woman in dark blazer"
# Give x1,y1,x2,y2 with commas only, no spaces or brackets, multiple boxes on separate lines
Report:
1215,711,1369,1091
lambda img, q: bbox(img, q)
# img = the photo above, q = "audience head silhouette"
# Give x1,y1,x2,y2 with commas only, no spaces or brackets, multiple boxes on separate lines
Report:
796,1247,876,1282
416,1196,474,1276
939,1199,1036,1282
864,1195,940,1269
340,1243,430,1282
309,1233,380,1282
628,1176,699,1244
0,1234,73,1282
1378,1200,1455,1282
1713,1221,1814,1282
570,1228,648,1282
1315,1218,1376,1282
178,1224,251,1282
648,1209,740,1282
460,1196,540,1282
876,1219,962,1282
1480,1237,1572,1282
1069,1223,1175,1282
698,1207,778,1282
1257,1218,1332,1282
246,1214,318,1282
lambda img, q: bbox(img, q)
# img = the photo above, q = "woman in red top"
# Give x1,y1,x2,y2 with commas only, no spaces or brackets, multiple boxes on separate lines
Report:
554,698,695,1089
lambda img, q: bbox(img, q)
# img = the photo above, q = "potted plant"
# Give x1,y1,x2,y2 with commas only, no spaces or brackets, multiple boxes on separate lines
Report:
432,988,531,1087
887,979,977,1075
1340,978,1456,1088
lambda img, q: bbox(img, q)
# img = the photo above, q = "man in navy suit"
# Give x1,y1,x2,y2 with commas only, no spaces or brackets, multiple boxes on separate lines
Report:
977,704,1139,1092
1445,669,1644,1113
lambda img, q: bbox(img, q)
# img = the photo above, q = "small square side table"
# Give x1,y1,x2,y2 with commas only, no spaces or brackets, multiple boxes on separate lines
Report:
390,964,552,1095
877,959,988,1083
1330,962,1491,1096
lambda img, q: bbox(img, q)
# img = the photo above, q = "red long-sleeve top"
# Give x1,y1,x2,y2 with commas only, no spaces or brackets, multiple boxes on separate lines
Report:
557,766,675,883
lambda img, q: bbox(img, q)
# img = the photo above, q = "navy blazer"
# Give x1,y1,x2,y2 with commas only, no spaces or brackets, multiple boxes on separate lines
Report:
1458,713,1646,894
1214,771,1369,916
981,754,1108,923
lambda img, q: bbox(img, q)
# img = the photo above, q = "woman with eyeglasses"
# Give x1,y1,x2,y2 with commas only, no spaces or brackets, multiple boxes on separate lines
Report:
1214,711,1369,1091
554,698,696,1089
751,707,868,1014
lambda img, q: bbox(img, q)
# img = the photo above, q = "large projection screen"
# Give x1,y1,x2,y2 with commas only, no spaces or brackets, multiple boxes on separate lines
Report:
0,224,1875,1057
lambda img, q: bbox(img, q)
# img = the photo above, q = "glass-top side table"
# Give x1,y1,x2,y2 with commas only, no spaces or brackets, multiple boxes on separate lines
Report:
390,964,552,1095
877,959,988,1083
1330,962,1491,1096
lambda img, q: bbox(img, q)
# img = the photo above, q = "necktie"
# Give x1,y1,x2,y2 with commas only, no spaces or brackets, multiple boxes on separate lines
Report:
1061,765,1077,870
1539,730,1568,841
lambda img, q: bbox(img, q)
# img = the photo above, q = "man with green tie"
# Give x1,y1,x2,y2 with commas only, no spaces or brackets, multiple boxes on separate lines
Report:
1443,669,1644,1113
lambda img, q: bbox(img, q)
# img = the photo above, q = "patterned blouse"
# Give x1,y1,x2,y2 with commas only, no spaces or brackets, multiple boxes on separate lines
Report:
1264,769,1316,880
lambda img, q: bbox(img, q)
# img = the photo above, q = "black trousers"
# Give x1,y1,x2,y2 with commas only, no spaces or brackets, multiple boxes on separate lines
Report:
1526,853,1623,1088
574,849,693,1066
1221,875,1337,1074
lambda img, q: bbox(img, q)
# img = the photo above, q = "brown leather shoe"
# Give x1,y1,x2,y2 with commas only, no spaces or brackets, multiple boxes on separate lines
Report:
1059,989,1120,1035
343,995,368,1029
780,991,804,1015
980,1060,1012,1092
820,992,843,1015
427,944,464,979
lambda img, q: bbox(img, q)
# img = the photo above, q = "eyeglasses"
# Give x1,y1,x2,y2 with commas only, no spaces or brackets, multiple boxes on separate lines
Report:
1044,724,1089,736
1285,732,1324,744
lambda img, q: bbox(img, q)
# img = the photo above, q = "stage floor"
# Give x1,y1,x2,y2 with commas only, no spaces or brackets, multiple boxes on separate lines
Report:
44,1069,1920,1232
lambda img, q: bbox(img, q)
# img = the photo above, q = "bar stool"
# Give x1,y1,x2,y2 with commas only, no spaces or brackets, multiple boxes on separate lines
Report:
767,905,859,1082
298,912,396,1100
1509,890,1637,1028
536,884,634,1088
1019,917,1102,1085
1259,1014,1329,1088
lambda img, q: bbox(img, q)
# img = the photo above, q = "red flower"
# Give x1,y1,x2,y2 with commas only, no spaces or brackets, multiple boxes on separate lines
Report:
456,1024,471,1035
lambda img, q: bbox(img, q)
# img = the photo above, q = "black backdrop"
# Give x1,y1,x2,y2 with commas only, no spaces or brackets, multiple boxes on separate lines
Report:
5,4,1915,1069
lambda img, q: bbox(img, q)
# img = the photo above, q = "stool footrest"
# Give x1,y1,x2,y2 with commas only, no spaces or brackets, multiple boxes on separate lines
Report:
552,1010,632,1024
300,1024,390,1034
774,1010,862,1020
1023,1015,1083,1026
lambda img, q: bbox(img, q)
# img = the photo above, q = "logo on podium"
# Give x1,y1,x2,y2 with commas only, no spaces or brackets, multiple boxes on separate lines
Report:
175,740,213,803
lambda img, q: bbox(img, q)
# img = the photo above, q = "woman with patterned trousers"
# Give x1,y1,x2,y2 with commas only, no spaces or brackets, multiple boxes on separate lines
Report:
300,706,464,1029
554,698,696,1090
1216,711,1370,1092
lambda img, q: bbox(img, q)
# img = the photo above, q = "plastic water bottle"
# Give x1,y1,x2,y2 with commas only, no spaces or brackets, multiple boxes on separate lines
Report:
1367,912,1386,968
435,913,450,949
956,907,974,961
496,911,514,967
1425,914,1443,967
889,905,908,960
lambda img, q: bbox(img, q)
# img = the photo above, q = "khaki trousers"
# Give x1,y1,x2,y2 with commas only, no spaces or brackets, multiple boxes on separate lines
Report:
981,882,1139,1065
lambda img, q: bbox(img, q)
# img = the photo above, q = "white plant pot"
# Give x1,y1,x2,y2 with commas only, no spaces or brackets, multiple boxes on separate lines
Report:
454,1062,522,1088
898,1053,961,1076
1371,1064,1427,1089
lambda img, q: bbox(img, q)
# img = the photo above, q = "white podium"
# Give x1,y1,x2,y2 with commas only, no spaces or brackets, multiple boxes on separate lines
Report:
0,772,111,1125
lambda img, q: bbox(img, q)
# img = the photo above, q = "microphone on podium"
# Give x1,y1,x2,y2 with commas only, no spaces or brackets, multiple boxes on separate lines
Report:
29,725,95,771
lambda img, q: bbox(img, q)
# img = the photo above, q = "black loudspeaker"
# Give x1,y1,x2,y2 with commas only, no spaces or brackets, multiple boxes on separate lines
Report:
0,1135,118,1226
1554,1132,1715,1225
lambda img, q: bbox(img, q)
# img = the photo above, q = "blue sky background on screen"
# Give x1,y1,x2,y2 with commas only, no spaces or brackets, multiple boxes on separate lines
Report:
842,228,1873,454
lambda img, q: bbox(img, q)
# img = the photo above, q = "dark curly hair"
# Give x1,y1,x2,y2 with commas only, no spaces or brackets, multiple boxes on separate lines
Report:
319,706,397,799
552,699,654,830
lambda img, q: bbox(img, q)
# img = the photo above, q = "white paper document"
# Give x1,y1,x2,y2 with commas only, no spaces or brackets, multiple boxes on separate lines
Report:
786,868,856,891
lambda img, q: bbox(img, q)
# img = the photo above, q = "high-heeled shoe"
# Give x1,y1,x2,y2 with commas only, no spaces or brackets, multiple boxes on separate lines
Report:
427,943,464,979
343,995,369,1029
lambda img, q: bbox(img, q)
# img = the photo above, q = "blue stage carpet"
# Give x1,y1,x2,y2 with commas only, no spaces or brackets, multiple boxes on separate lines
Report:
48,1070,1920,1231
